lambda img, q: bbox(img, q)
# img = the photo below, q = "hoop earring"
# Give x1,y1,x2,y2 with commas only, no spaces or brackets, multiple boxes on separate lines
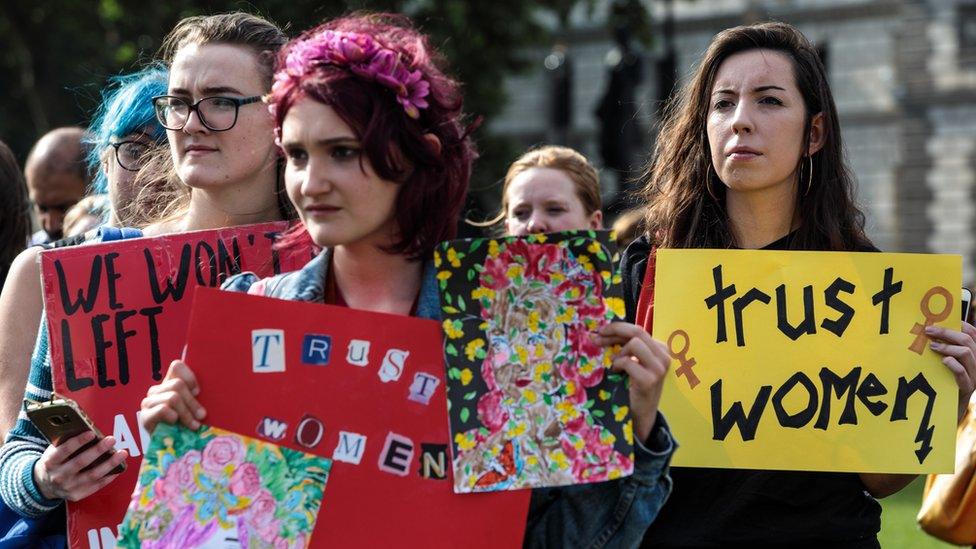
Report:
804,155,813,197
705,163,719,201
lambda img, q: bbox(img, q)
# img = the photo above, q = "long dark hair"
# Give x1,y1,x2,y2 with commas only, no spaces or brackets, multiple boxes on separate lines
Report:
0,140,29,288
641,22,870,251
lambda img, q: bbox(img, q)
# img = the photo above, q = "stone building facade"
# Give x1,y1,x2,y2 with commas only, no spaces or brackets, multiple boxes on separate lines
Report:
490,0,976,284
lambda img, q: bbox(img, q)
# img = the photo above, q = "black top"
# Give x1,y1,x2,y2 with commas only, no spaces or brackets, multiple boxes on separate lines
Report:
623,234,883,549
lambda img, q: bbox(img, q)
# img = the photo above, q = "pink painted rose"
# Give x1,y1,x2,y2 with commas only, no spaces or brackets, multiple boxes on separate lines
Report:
476,390,509,431
510,241,565,283
246,489,278,529
563,413,587,434
202,436,245,473
584,425,614,463
258,519,282,544
480,256,511,292
230,462,261,498
156,450,201,504
481,344,508,391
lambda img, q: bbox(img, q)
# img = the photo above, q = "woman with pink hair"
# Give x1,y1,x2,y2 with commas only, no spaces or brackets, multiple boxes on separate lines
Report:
140,13,674,546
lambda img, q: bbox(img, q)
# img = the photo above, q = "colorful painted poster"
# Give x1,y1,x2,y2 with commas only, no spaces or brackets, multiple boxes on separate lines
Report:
184,287,530,548
435,230,634,492
40,222,315,548
117,422,330,548
653,249,961,473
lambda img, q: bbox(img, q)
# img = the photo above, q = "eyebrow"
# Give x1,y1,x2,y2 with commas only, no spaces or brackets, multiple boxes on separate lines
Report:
713,85,787,95
109,129,153,144
169,85,246,97
126,130,155,141
279,136,360,148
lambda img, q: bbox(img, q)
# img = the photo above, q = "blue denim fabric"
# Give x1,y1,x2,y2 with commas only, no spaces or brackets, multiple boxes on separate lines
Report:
223,249,675,549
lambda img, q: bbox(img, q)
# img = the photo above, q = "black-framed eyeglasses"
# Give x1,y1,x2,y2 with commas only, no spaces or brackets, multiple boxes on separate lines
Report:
109,140,151,171
151,95,262,132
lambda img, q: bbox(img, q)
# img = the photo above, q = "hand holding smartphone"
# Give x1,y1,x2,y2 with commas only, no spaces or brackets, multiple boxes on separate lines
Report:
26,395,125,476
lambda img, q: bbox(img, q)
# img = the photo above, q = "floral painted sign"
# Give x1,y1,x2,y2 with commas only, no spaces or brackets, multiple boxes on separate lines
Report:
435,230,635,492
117,422,330,548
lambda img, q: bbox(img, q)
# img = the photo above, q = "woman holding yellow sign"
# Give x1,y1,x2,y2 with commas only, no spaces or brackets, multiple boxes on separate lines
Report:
622,21,976,548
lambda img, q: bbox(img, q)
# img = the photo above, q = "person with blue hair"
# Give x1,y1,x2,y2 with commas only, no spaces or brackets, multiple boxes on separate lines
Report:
83,65,168,225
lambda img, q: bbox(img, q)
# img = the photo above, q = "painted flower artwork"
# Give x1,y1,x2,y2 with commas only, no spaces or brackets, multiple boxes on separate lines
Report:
435,230,635,492
117,423,330,548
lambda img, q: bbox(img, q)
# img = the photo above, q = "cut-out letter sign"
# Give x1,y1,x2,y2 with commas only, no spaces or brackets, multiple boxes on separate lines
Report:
378,432,415,477
346,339,370,366
333,431,367,465
252,329,285,373
419,443,448,480
184,288,530,547
302,334,332,366
379,349,408,382
408,372,440,405
296,415,325,449
257,416,288,441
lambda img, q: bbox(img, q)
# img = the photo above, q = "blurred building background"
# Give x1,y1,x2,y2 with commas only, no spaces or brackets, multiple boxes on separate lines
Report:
1,0,973,284
492,0,976,285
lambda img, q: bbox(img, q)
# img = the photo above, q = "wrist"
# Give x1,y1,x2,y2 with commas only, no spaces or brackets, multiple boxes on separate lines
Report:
631,387,663,442
31,459,56,501
632,401,659,442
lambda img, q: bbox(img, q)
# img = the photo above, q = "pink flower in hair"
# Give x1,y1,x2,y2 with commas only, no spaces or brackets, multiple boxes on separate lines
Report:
277,29,431,120
399,71,430,119
335,33,375,63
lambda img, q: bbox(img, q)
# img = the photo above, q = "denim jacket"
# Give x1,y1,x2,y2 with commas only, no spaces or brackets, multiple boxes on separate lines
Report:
223,249,676,549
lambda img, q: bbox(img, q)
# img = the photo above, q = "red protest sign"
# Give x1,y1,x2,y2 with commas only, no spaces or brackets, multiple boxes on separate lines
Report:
40,222,314,548
184,287,530,548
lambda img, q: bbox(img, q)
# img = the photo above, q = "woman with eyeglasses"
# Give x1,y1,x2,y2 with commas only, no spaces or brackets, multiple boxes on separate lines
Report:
0,12,294,524
86,66,170,228
140,13,293,236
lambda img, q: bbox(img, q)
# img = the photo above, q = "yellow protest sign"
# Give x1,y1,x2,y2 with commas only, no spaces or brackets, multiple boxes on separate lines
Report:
653,249,961,474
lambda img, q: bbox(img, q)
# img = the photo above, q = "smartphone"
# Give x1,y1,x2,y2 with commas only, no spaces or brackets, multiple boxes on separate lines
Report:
25,396,125,476
962,287,973,323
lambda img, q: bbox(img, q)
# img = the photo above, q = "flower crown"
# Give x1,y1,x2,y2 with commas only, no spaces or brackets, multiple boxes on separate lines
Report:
275,30,430,119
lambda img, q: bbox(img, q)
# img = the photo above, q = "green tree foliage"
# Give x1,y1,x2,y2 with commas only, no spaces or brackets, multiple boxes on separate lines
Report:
0,0,652,222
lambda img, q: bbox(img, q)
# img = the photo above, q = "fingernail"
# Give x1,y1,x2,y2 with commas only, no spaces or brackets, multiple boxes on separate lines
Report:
192,387,200,396
925,326,937,334
929,341,939,349
195,407,206,420
191,420,200,430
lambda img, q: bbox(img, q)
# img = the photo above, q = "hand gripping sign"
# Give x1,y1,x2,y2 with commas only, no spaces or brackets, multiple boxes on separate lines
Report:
652,249,962,474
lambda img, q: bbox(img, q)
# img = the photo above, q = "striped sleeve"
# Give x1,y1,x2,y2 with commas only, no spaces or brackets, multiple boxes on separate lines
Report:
0,321,63,517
